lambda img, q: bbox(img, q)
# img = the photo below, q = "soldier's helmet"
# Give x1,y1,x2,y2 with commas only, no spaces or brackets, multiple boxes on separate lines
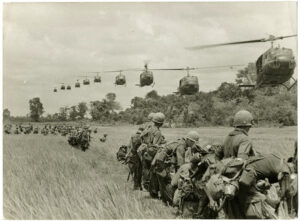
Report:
152,112,165,124
186,131,200,142
147,112,156,121
233,110,254,127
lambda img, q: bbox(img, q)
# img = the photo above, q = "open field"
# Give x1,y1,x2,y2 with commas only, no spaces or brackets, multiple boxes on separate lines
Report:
3,126,297,219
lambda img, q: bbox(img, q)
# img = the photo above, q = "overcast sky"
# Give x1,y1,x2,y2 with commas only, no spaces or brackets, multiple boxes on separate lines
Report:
3,2,297,116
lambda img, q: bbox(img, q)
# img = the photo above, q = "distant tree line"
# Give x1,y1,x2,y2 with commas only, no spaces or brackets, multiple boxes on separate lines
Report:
4,67,297,127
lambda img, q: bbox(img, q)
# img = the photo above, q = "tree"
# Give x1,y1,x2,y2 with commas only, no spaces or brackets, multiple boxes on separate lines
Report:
78,102,88,119
29,97,44,122
3,108,10,119
146,90,160,100
106,93,116,102
69,106,78,121
58,107,69,121
216,82,242,102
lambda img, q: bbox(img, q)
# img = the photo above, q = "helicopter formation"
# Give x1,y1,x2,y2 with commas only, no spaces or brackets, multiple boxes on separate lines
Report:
53,63,244,95
53,34,297,95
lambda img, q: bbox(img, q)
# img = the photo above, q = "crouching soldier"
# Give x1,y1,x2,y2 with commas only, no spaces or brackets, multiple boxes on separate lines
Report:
171,144,219,219
151,131,201,204
205,154,295,219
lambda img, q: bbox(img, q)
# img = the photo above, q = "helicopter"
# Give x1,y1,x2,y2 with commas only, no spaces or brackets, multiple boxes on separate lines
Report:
79,76,90,85
138,63,154,87
75,80,80,88
186,34,297,90
60,84,66,90
165,65,244,95
94,73,101,83
115,71,126,86
100,70,127,86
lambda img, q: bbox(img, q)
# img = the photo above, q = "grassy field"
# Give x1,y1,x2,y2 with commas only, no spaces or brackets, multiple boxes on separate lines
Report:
3,126,297,219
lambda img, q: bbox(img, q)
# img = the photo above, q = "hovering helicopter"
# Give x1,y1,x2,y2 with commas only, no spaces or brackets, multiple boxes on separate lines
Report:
138,63,154,87
115,71,126,86
178,67,199,95
79,76,90,85
75,80,80,88
94,73,101,83
187,34,297,90
60,84,66,90
167,65,244,95
100,70,127,86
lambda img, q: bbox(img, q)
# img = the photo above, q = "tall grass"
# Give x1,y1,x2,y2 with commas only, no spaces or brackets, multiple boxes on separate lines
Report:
3,126,297,219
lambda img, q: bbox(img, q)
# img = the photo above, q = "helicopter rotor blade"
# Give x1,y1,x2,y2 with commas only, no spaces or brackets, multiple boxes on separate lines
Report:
186,39,266,50
186,34,297,50
268,34,297,41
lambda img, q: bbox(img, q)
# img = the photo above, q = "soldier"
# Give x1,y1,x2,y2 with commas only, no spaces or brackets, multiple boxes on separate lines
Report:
33,127,39,134
150,131,201,203
204,154,295,219
79,126,90,151
4,124,12,134
138,112,165,195
125,127,144,190
14,126,20,134
94,128,98,134
171,146,219,219
222,110,256,160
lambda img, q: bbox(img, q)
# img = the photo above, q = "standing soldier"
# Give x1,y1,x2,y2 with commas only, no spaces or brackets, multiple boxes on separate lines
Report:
138,112,165,195
222,110,256,160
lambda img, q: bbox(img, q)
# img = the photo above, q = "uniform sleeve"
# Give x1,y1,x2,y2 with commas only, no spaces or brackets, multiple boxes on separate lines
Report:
237,137,255,160
176,144,186,167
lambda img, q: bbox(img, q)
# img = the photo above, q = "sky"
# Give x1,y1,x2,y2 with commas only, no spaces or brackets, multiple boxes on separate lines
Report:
3,2,297,116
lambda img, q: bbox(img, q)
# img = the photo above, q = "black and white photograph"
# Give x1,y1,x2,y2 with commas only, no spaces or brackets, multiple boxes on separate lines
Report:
3,1,298,219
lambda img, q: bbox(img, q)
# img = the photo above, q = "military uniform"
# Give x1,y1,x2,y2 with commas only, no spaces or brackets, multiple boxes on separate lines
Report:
223,128,256,160
126,129,143,190
151,138,192,203
138,124,164,194
238,154,291,219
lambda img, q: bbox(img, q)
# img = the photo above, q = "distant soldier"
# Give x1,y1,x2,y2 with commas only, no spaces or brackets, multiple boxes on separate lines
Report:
94,128,98,134
138,112,165,196
14,127,20,134
4,124,12,134
100,134,107,142
33,127,39,134
222,110,256,160
78,126,90,151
